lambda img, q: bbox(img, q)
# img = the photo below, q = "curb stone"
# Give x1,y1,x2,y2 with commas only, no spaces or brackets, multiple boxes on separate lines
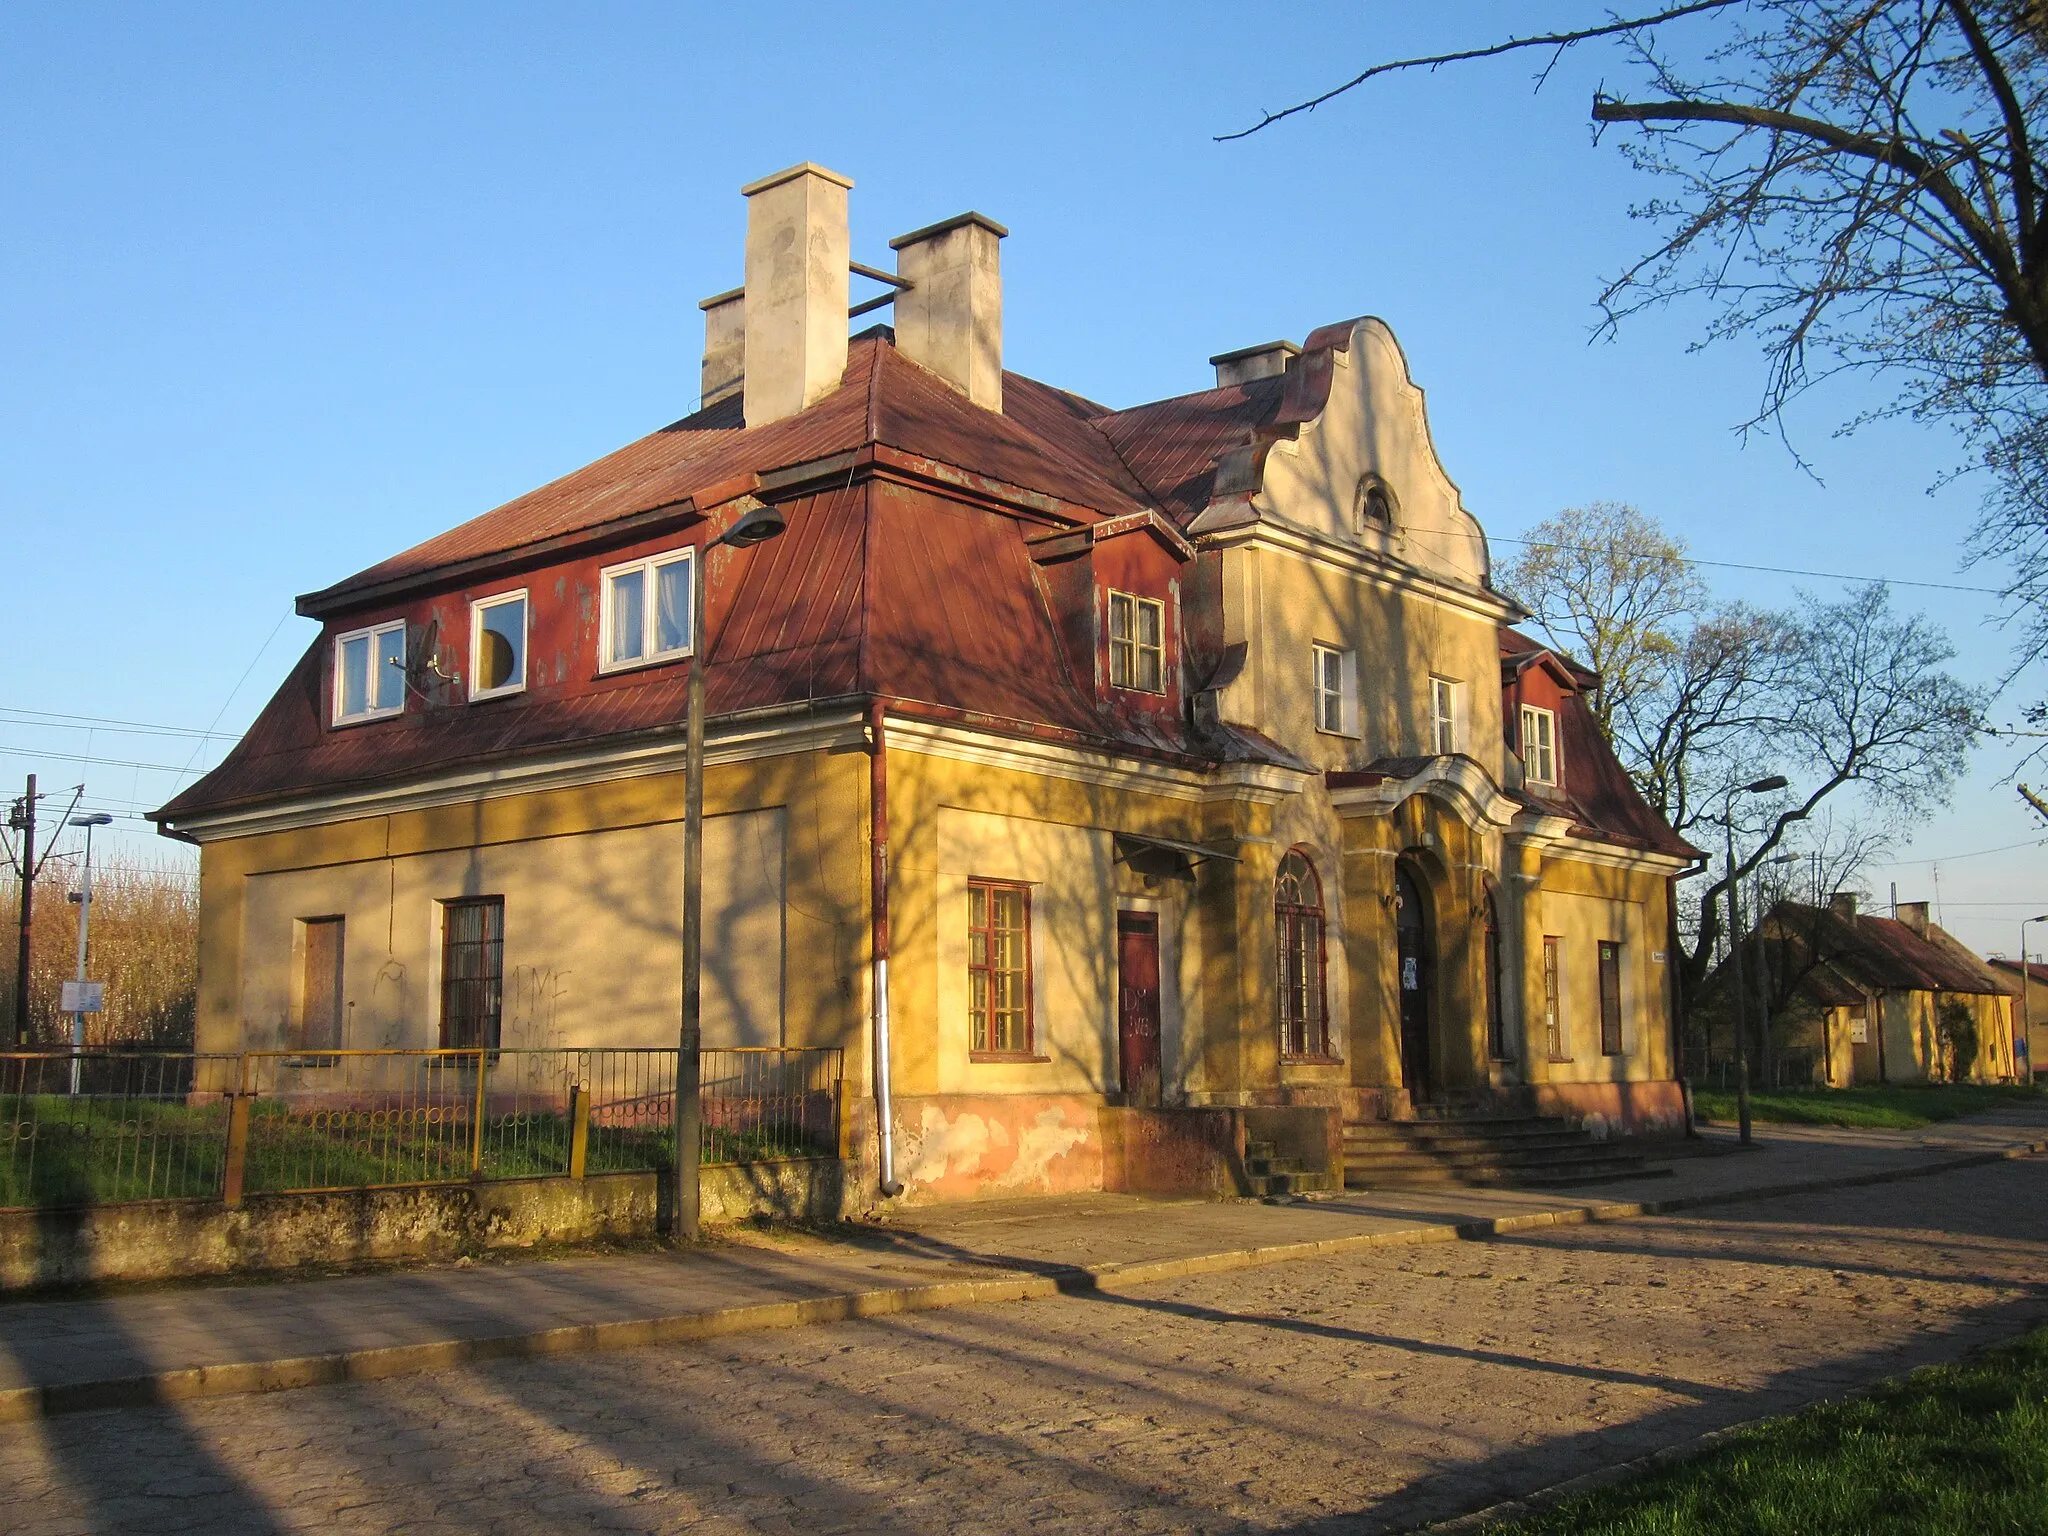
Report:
1,1140,2039,1425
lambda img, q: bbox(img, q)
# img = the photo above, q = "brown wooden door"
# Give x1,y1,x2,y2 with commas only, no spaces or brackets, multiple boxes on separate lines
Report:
1395,865,1433,1102
1117,912,1162,1107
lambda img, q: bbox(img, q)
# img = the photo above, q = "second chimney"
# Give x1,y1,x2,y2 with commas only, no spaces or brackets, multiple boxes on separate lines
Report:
742,162,853,429
699,287,745,408
891,213,1006,411
1896,900,1931,937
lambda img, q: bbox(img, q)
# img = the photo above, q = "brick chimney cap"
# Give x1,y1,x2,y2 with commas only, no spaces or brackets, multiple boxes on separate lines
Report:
740,162,854,197
889,211,1009,249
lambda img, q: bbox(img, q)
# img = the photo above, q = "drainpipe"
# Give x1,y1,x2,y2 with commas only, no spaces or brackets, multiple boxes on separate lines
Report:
869,700,904,1197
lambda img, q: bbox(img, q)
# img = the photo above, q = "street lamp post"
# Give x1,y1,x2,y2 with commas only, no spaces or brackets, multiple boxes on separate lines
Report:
66,812,113,1095
1724,775,1789,1146
2021,914,2048,1082
675,500,787,1242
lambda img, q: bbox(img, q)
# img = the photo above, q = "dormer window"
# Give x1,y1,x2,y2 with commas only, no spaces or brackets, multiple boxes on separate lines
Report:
1519,704,1558,785
1108,590,1165,694
333,620,406,725
470,591,528,701
601,549,695,672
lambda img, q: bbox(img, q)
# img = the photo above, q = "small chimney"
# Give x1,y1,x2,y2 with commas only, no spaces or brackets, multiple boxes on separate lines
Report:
741,162,853,429
1210,340,1300,389
698,287,745,408
890,213,1006,410
1829,891,1859,921
1896,900,1930,937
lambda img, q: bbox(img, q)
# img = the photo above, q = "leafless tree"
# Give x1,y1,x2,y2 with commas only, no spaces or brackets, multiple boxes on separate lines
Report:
1504,506,1984,1003
1229,2,2048,723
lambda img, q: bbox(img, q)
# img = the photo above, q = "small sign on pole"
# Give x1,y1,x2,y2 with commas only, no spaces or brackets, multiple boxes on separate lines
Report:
60,981,104,1014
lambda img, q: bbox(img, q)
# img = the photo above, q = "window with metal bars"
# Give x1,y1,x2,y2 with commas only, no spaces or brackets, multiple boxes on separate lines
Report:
440,897,505,1050
1107,590,1165,694
1599,940,1624,1056
968,880,1033,1056
1275,849,1330,1059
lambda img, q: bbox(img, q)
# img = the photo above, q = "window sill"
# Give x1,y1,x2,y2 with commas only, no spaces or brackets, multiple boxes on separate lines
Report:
331,709,403,729
970,1051,1050,1064
596,650,693,678
1546,1055,1575,1065
1280,1053,1345,1067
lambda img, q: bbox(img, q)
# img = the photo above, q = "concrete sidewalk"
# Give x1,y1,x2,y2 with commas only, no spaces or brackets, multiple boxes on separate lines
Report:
3,1105,2043,1424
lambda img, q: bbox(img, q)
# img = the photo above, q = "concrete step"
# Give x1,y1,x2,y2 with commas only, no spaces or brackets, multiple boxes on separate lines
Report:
1343,1143,1642,1174
1342,1128,1592,1154
1344,1161,1671,1190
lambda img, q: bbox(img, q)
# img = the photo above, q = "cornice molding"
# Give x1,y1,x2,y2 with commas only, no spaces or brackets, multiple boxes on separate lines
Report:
160,709,869,844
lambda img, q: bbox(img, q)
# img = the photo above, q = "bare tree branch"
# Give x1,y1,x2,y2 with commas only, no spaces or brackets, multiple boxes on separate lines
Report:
1214,0,1746,142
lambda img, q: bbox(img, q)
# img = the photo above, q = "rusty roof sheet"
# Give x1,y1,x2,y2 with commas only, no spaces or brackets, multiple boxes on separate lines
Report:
306,334,1158,616
1092,377,1287,525
1766,903,2011,997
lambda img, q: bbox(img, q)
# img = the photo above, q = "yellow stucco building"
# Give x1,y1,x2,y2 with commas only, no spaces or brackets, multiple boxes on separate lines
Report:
158,164,1698,1205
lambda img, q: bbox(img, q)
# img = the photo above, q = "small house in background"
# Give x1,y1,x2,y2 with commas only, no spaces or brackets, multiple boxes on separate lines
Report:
154,162,1700,1209
1986,958,2048,1078
1712,894,2018,1086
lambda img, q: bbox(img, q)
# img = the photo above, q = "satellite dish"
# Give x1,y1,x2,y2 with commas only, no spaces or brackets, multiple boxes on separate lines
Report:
397,618,456,697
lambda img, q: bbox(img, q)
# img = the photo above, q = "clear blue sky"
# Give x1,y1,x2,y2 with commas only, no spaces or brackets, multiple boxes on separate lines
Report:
3,2,2040,954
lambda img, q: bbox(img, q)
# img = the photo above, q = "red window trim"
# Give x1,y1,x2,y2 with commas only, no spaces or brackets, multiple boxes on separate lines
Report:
968,878,1034,1057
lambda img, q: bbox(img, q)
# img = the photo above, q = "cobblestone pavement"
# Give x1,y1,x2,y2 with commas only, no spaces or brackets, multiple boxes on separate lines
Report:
5,1157,2046,1536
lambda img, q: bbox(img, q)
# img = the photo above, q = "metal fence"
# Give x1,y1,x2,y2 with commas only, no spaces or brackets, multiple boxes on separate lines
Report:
0,1045,843,1213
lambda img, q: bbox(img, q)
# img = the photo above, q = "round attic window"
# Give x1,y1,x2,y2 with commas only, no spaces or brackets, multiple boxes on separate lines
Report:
1357,476,1395,531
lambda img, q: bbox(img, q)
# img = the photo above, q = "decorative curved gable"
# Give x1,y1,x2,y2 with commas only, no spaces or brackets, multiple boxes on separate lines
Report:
1193,317,1494,594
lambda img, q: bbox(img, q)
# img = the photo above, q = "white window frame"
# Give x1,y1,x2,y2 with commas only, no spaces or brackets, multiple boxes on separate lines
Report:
1312,643,1358,737
331,619,407,726
468,589,529,702
1107,590,1167,695
1519,704,1558,784
1429,676,1461,755
598,548,696,674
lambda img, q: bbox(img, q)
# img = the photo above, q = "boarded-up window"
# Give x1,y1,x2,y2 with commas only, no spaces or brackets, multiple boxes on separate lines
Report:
1543,937,1567,1060
968,881,1032,1055
296,917,345,1051
1599,941,1624,1056
441,897,505,1050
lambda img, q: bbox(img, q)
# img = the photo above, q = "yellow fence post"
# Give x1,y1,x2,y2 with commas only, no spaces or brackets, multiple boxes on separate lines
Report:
222,1094,252,1209
470,1048,490,1178
568,1082,590,1180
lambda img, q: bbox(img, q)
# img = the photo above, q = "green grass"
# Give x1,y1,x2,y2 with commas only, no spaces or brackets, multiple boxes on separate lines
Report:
1691,1082,2043,1130
1489,1327,2048,1534
2,1094,829,1209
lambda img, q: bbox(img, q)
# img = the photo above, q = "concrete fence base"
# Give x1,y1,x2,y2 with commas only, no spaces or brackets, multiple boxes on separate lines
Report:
0,1160,846,1293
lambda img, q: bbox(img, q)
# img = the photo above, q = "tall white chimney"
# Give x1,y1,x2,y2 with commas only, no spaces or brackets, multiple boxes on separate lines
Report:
890,213,1006,411
741,162,853,429
698,287,745,408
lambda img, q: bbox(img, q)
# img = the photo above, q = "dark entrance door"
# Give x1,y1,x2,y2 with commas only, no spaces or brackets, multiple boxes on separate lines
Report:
1395,865,1433,1101
1117,912,1162,1107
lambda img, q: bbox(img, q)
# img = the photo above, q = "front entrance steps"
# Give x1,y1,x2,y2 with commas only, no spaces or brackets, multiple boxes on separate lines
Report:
1244,1138,1336,1198
1343,1114,1671,1191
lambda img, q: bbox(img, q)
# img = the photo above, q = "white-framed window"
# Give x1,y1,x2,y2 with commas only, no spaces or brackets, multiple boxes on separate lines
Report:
1108,590,1165,694
1429,676,1461,755
1312,643,1358,736
600,548,694,672
1519,704,1558,784
332,619,406,725
469,590,528,701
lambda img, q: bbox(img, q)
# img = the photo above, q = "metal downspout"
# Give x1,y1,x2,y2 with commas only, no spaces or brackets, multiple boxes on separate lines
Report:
869,700,903,1197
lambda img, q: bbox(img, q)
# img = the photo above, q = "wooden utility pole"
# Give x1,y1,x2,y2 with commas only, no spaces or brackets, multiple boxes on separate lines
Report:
11,773,34,1046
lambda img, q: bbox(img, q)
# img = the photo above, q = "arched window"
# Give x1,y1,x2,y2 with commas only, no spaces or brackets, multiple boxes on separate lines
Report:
1357,476,1395,531
1484,887,1508,1061
1276,849,1330,1058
